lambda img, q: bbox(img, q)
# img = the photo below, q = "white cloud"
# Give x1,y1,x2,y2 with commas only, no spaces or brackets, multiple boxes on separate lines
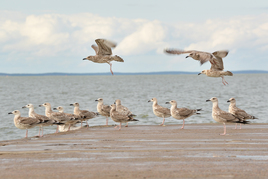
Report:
0,11,268,72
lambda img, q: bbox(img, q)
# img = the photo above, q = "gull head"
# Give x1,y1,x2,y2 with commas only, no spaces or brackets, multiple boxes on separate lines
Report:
186,53,199,60
227,97,236,103
198,70,207,75
165,100,177,105
83,56,94,61
148,97,157,103
115,99,121,105
70,102,79,107
53,106,64,112
8,110,20,115
206,97,218,103
39,102,51,108
22,104,34,109
95,98,103,103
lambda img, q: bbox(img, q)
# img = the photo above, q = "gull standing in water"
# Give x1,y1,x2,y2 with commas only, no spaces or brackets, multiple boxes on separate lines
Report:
227,98,258,129
95,98,111,126
165,49,232,85
83,39,124,75
206,97,249,135
148,98,171,126
166,100,201,129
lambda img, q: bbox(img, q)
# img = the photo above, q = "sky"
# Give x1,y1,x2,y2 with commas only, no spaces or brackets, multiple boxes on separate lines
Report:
1,0,268,73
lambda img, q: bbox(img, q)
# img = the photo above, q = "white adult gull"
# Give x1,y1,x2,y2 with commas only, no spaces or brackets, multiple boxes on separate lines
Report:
165,49,232,85
83,39,124,75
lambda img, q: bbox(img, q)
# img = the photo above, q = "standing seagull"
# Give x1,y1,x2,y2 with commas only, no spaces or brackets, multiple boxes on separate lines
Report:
39,103,73,133
227,98,258,129
110,104,138,130
83,39,124,75
148,98,171,126
22,103,57,137
166,100,201,129
114,99,135,127
53,106,81,131
206,97,249,135
70,102,99,128
95,98,111,126
8,110,43,138
165,49,232,85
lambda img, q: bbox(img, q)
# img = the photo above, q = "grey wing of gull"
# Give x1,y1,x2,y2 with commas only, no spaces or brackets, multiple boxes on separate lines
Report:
210,56,224,71
155,106,171,115
176,108,194,117
102,105,111,113
234,108,251,119
19,117,40,126
91,45,99,54
164,49,196,55
95,39,116,56
219,111,240,123
50,112,70,122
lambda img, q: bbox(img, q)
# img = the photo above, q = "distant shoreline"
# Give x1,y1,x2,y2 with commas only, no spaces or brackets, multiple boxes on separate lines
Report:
0,70,267,76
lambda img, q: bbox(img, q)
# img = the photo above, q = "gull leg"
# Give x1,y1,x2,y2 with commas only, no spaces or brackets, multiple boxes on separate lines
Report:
160,118,165,126
221,77,226,85
109,63,114,75
223,76,229,85
106,117,108,126
68,124,71,131
220,123,226,135
55,126,59,133
38,127,41,137
80,121,83,129
25,129,28,138
114,125,118,129
118,123,122,130
125,122,128,127
41,126,44,137
234,123,237,129
86,121,89,128
239,124,242,129
181,119,185,129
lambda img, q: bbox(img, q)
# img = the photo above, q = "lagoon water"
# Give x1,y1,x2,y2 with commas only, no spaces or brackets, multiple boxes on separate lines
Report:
0,74,267,141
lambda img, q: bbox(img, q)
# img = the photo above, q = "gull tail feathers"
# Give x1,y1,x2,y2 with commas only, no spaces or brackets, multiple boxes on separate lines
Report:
112,55,124,62
222,71,233,76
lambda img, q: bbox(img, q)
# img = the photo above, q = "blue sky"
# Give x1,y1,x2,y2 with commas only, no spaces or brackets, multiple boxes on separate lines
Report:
1,0,268,73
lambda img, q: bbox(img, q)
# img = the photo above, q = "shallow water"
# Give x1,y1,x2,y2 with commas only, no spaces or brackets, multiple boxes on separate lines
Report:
0,74,267,140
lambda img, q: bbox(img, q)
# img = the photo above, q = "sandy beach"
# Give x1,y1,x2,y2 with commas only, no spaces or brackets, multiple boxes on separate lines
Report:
0,123,268,178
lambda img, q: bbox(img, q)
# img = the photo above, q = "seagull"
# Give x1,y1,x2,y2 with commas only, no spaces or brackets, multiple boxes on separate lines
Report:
83,39,124,75
227,98,258,129
95,98,111,126
8,110,44,138
114,99,135,127
164,49,232,85
165,100,201,129
110,104,138,130
70,102,99,128
148,98,171,126
206,97,249,135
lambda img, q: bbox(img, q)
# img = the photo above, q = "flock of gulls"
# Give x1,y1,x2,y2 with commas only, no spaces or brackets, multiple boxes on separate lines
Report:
8,39,258,138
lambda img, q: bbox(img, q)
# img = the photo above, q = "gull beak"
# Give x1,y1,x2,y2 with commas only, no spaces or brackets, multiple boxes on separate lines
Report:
165,101,170,104
198,73,201,75
70,104,74,106
206,100,210,102
227,100,230,103
95,99,98,102
186,56,189,58
53,108,57,110
39,105,42,107
22,106,26,108
83,58,87,60
8,112,12,114
148,100,151,102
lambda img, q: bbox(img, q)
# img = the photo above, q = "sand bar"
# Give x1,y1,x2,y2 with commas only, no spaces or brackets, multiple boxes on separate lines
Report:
0,124,268,178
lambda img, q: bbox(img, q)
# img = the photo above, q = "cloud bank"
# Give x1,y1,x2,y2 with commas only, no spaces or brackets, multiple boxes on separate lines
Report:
0,11,268,72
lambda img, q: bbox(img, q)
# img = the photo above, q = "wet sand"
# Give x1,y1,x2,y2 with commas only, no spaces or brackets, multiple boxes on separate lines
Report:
0,123,268,178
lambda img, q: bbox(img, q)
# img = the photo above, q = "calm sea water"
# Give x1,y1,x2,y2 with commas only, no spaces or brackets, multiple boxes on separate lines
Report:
0,74,267,141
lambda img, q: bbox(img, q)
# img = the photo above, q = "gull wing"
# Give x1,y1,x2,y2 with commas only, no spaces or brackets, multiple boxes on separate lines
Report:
164,49,196,55
175,108,193,117
91,45,99,54
155,106,171,115
210,50,228,71
95,39,117,56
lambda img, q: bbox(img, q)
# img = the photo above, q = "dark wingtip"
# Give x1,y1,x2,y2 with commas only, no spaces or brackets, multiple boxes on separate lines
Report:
197,108,202,111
